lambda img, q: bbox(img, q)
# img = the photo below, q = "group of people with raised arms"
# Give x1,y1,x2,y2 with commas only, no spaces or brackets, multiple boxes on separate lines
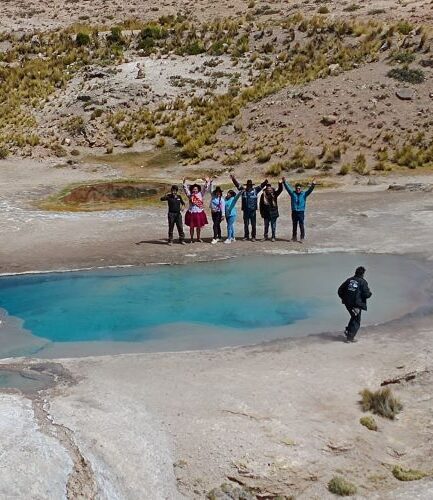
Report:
160,174,316,245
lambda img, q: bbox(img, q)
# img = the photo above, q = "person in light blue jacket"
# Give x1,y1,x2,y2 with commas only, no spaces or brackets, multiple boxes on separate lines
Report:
282,176,316,242
224,189,243,243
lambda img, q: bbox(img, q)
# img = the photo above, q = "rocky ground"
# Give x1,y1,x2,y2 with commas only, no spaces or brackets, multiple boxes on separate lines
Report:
1,0,432,32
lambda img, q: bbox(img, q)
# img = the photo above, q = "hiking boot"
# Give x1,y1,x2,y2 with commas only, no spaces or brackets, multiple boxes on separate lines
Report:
291,237,297,242
211,238,218,244
349,338,358,343
190,238,194,243
197,238,203,243
180,240,187,245
167,241,173,246
251,238,256,242
242,237,249,241
271,237,276,242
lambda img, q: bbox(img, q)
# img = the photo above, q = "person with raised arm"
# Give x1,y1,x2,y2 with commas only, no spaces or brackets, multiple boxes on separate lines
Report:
209,184,226,244
282,177,316,243
224,189,243,243
259,181,283,241
183,177,211,243
230,174,268,241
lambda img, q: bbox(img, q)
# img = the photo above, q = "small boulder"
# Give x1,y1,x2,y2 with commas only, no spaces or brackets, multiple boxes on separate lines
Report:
321,115,337,126
396,88,414,101
328,63,341,76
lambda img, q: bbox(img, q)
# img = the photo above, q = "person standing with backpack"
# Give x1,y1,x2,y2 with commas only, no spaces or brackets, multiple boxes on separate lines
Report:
230,174,268,241
282,177,315,242
338,266,372,342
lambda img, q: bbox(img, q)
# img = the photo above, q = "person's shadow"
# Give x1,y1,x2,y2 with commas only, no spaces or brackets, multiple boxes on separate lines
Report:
135,239,168,246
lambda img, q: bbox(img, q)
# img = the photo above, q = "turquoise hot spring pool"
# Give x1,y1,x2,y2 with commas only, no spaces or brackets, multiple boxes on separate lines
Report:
0,253,429,358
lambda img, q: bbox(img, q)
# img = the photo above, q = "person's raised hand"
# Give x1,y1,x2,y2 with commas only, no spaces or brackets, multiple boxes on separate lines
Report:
282,176,286,182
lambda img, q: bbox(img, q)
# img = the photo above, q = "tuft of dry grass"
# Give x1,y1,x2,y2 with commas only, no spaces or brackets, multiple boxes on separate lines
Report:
360,387,402,419
328,476,357,496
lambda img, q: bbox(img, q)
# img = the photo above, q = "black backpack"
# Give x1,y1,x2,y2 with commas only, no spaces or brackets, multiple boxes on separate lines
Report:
343,278,361,307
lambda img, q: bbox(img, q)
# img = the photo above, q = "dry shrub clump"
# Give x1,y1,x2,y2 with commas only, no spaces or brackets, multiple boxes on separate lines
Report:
328,476,357,496
360,387,402,419
360,415,378,431
392,466,429,481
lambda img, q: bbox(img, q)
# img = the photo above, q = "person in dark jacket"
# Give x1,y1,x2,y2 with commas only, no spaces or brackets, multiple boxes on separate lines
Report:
282,177,315,242
338,266,372,342
259,182,283,241
230,174,268,241
160,185,186,245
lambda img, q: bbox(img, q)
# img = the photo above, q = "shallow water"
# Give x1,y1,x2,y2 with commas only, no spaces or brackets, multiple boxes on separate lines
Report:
0,370,52,392
0,254,430,358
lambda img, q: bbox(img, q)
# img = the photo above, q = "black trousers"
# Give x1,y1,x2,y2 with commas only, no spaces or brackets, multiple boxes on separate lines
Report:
291,210,305,240
243,210,257,239
345,305,362,339
168,212,185,241
212,212,223,239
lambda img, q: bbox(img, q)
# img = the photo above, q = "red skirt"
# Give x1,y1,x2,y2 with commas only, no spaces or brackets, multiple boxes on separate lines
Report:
185,211,208,228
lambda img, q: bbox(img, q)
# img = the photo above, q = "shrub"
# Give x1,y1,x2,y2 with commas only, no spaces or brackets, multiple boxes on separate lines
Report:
266,162,283,176
63,116,85,136
353,154,369,175
360,415,378,431
360,387,403,419
392,466,428,481
76,32,91,47
396,21,413,35
107,27,125,46
389,50,415,65
328,476,357,496
0,146,9,159
318,6,330,14
387,67,425,84
256,150,271,163
338,164,350,175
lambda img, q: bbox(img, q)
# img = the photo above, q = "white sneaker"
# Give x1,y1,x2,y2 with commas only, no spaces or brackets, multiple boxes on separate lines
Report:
232,238,236,242
211,238,218,244
224,239,232,244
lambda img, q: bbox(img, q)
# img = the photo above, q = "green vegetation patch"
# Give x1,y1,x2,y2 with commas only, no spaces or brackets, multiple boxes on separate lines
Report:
392,465,429,481
328,476,357,496
360,415,378,431
387,67,425,84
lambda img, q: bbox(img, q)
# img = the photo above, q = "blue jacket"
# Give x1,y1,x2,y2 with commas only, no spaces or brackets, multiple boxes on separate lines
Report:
283,181,315,212
225,191,242,218
232,178,268,212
